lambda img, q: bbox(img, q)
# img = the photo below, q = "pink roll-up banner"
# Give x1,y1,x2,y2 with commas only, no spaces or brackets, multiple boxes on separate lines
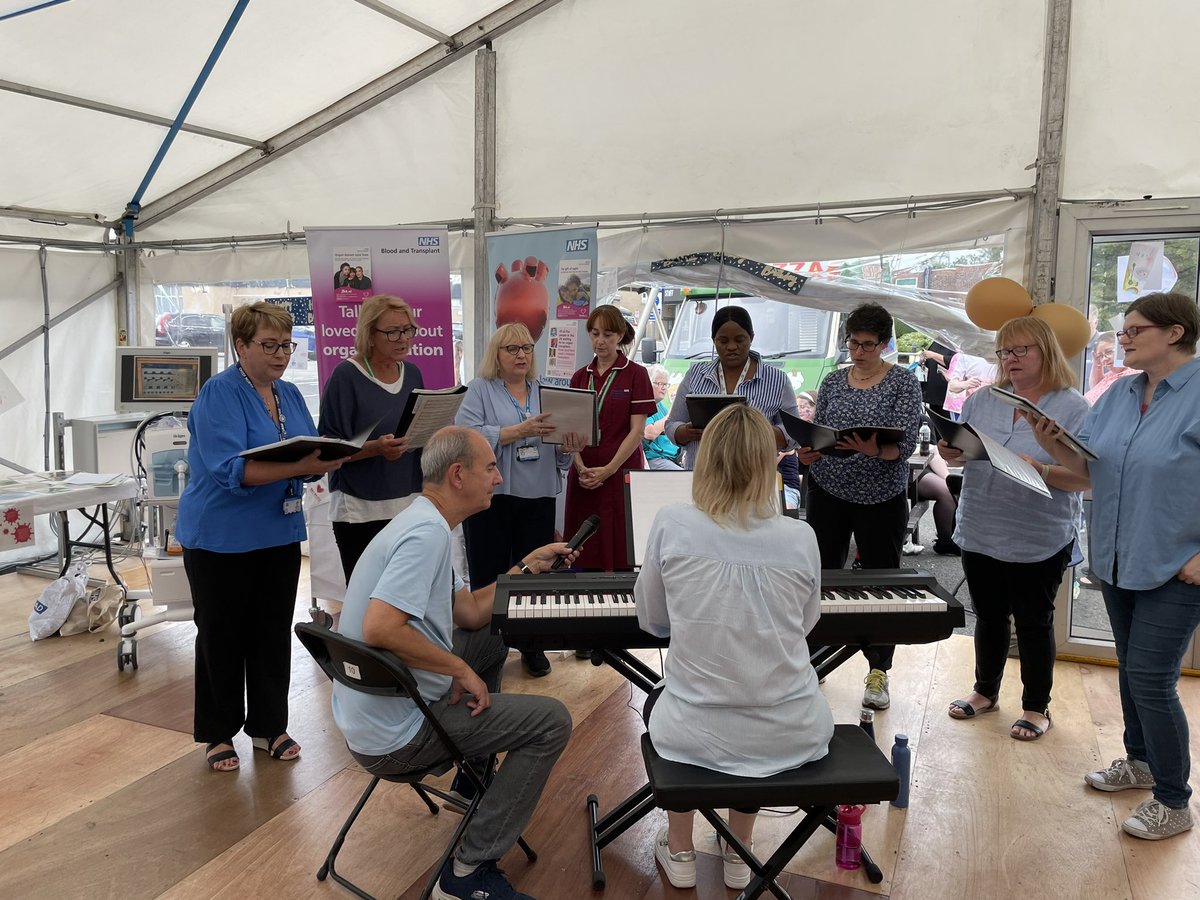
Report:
305,225,455,391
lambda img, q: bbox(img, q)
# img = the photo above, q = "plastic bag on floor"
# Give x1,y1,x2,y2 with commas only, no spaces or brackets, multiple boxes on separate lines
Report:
29,560,89,641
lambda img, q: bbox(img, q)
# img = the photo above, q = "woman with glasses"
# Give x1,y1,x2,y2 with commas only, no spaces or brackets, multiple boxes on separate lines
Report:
565,304,656,571
454,323,584,677
642,364,682,470
664,305,798,468
319,295,424,579
797,302,922,711
178,302,344,772
1032,292,1200,840
938,316,1088,742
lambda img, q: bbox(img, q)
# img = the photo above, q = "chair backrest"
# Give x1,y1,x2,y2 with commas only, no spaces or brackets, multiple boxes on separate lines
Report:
295,621,420,698
295,621,469,769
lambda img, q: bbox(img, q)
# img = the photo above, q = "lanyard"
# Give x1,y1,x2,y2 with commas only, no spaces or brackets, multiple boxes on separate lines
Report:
722,355,752,396
363,355,403,388
505,380,534,446
237,363,296,497
588,364,620,413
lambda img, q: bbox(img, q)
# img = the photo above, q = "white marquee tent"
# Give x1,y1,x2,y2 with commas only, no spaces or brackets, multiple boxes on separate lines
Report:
2,0,1198,479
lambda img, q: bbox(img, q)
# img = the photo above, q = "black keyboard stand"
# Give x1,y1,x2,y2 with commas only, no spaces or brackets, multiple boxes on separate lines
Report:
584,645,885,890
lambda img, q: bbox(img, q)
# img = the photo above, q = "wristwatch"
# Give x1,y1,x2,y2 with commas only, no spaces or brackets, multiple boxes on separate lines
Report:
518,562,533,575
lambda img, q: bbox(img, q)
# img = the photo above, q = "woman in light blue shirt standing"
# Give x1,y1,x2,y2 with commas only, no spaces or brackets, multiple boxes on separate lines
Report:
1033,292,1200,841
939,316,1089,742
455,323,582,677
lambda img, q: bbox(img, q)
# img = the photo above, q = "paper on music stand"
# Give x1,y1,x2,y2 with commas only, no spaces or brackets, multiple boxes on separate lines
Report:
988,386,1098,460
624,470,693,567
928,408,1050,498
538,385,598,446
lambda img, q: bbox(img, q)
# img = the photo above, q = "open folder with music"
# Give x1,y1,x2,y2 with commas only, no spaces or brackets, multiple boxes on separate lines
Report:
538,385,599,446
240,419,378,463
927,408,1051,498
987,386,1099,460
395,385,468,449
779,409,905,459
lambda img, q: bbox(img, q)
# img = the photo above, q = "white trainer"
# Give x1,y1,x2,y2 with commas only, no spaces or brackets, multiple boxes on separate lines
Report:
653,825,696,888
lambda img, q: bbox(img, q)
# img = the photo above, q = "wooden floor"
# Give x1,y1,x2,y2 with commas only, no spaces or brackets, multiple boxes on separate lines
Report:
2,561,1199,900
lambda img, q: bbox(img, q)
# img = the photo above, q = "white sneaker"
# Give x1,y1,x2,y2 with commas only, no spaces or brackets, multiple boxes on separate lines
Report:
863,669,891,709
1085,757,1156,792
1121,798,1193,840
717,835,753,889
653,825,696,888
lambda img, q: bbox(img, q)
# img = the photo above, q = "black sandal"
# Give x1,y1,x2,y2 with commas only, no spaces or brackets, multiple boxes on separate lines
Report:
252,734,301,760
1010,710,1052,741
206,741,240,772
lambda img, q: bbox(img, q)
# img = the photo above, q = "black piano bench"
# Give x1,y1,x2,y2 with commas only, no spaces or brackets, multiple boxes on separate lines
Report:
640,725,899,899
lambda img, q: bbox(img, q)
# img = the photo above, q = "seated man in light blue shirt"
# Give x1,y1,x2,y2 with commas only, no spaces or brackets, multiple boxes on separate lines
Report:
332,425,577,900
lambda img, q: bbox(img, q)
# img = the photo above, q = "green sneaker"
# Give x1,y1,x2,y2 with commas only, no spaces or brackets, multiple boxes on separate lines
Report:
862,669,890,709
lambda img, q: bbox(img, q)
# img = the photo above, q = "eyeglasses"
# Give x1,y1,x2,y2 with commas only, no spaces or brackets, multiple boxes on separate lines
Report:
375,326,419,342
250,339,298,355
500,343,535,356
995,344,1035,360
845,339,881,352
1115,324,1169,340
652,381,670,388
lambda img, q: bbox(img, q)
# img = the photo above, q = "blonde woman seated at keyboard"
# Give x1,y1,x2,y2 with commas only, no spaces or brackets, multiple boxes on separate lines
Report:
635,404,834,891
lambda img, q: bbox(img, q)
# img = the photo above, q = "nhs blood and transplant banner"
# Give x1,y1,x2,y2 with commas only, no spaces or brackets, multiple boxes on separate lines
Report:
486,226,597,387
305,225,454,391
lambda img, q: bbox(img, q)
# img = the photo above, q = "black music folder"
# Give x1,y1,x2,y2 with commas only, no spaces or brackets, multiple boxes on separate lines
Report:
780,409,905,459
685,394,747,429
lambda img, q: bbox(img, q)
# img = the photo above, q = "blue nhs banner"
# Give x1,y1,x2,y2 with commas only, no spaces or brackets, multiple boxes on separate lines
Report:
418,236,440,247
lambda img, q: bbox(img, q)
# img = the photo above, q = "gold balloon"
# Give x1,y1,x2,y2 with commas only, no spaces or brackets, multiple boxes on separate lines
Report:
964,277,1033,330
1030,303,1091,358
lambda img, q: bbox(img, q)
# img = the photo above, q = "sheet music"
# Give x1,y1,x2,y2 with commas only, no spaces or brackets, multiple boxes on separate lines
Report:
987,386,1098,460
975,431,1051,498
625,470,693,567
539,385,598,446
402,393,465,449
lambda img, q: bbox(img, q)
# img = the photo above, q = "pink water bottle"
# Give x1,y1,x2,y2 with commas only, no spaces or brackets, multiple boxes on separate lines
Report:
835,803,865,870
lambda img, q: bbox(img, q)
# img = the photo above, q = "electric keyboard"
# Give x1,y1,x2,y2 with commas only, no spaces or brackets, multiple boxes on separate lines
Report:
491,568,964,651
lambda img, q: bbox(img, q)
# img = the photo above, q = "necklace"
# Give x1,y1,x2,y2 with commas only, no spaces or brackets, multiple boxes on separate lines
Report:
851,364,885,383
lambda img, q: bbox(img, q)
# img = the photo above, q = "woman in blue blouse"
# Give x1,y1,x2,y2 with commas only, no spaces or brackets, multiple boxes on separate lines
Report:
939,316,1089,741
1033,292,1200,841
455,323,583,676
178,302,343,772
797,303,922,711
664,305,798,467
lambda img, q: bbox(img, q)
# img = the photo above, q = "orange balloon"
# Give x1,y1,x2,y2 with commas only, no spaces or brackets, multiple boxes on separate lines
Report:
964,277,1033,330
1030,303,1091,358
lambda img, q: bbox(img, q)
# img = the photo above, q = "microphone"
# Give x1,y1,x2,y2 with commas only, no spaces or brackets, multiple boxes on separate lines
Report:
550,514,600,570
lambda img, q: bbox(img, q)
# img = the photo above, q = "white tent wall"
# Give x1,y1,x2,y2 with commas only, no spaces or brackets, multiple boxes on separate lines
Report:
135,55,477,241
492,0,1047,218
1062,0,1200,199
0,246,119,473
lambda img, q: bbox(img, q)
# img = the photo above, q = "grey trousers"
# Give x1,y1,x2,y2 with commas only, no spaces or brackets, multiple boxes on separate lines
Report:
350,627,572,867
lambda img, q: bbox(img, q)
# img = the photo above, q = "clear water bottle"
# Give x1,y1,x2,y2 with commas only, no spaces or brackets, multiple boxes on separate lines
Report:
918,422,931,455
891,733,911,808
835,803,865,870
859,707,875,740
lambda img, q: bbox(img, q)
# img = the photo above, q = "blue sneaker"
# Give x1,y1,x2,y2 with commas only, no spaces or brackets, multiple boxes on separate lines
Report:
432,859,534,900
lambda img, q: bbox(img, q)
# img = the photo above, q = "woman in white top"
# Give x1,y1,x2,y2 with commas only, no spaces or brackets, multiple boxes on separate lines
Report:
635,404,834,891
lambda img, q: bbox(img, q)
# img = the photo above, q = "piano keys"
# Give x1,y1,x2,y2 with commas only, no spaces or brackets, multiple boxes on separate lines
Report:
492,568,964,652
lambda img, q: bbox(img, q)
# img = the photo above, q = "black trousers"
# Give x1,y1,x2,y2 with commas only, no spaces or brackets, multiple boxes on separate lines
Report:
185,543,300,743
331,519,391,583
805,480,909,672
961,544,1071,712
462,494,556,590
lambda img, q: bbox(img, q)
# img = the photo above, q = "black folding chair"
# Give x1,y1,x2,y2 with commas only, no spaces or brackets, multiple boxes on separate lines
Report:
641,725,898,899
294,622,537,900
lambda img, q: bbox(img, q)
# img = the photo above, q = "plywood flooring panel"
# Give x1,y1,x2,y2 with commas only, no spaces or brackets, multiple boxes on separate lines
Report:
0,714,195,852
0,681,354,900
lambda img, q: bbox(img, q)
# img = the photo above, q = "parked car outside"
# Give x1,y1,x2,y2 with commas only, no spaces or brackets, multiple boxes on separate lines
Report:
162,313,227,348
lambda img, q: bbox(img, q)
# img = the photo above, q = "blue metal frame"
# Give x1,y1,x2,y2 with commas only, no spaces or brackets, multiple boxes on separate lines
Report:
0,0,71,24
122,0,251,237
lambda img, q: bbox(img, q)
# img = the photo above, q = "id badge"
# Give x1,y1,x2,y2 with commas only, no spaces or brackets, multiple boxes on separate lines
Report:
516,444,540,462
282,497,303,515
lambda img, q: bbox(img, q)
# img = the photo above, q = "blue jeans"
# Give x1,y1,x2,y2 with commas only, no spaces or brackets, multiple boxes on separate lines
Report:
1100,577,1200,809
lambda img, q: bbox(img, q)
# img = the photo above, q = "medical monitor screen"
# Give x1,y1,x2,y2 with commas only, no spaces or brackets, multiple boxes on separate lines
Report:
116,347,217,412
